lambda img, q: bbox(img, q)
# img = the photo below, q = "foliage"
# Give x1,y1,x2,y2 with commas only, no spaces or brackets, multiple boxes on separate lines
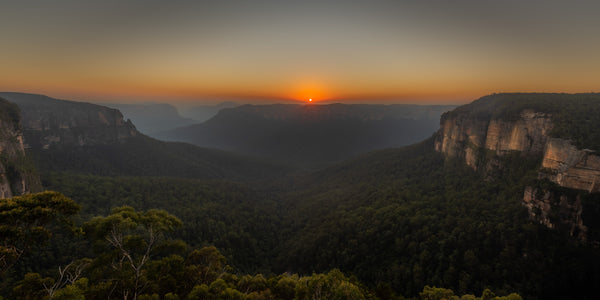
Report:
0,190,529,299
30,139,600,299
83,206,182,299
271,140,600,298
41,174,282,272
0,191,80,276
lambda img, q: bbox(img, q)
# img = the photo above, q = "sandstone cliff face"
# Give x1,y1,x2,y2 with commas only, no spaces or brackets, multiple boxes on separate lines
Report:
435,96,600,240
0,93,138,149
0,98,41,198
434,110,553,169
435,108,600,193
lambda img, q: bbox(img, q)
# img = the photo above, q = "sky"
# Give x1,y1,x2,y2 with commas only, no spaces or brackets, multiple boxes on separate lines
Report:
1,0,600,104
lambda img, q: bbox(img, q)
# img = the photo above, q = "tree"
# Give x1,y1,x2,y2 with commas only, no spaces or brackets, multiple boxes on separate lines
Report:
184,246,229,289
84,206,182,300
420,285,458,300
295,269,366,300
43,259,90,299
0,191,80,276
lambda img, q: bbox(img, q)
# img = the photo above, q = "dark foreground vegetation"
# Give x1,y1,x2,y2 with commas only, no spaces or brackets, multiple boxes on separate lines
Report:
1,192,523,300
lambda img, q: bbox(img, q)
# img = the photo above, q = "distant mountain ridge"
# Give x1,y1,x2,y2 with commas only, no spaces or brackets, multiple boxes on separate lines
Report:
212,103,453,121
177,101,239,122
157,103,456,165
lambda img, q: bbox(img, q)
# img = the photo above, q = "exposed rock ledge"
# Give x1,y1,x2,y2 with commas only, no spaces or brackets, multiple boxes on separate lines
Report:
542,138,600,193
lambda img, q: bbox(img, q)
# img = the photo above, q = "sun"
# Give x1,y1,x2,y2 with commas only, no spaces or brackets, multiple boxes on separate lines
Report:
309,98,313,102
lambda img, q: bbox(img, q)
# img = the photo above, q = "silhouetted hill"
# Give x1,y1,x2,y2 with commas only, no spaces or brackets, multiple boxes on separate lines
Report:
157,103,456,165
177,101,240,122
100,102,196,136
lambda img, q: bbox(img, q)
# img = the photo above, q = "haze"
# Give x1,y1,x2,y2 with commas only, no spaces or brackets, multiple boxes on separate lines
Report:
2,0,599,104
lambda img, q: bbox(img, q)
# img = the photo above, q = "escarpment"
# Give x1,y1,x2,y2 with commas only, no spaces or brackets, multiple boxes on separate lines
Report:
434,93,600,240
0,92,138,149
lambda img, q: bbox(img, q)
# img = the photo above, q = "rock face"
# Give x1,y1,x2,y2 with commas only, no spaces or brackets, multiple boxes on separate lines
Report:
434,94,600,239
0,98,42,198
0,92,138,149
435,103,600,193
435,110,553,169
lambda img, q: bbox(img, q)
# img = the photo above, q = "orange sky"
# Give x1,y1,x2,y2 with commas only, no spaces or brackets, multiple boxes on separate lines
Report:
1,1,600,104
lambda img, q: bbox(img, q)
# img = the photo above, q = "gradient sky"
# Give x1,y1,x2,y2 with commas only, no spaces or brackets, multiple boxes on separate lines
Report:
1,0,600,104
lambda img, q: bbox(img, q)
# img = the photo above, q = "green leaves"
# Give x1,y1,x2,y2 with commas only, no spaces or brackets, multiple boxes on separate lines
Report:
0,192,79,275
82,206,182,299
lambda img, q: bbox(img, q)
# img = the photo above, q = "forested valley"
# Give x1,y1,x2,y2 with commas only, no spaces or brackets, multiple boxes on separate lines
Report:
2,93,600,299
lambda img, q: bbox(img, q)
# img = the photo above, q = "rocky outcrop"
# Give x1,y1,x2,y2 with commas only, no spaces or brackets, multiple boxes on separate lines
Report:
0,98,42,198
541,138,600,193
0,92,138,149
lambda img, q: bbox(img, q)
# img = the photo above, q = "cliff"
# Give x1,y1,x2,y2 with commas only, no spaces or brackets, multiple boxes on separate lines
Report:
0,98,42,198
435,93,600,192
434,93,600,239
0,92,138,149
435,109,553,169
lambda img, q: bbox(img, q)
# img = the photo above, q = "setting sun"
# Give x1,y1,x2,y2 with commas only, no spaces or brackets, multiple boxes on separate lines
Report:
309,98,312,102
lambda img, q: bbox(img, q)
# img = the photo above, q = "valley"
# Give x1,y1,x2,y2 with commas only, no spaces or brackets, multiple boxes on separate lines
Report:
1,92,600,299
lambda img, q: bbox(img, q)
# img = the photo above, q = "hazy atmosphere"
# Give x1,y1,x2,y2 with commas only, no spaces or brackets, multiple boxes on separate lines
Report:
2,0,600,103
2,1,600,299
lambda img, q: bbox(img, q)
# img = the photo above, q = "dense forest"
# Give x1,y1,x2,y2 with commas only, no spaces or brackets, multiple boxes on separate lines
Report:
2,192,522,300
5,139,595,299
